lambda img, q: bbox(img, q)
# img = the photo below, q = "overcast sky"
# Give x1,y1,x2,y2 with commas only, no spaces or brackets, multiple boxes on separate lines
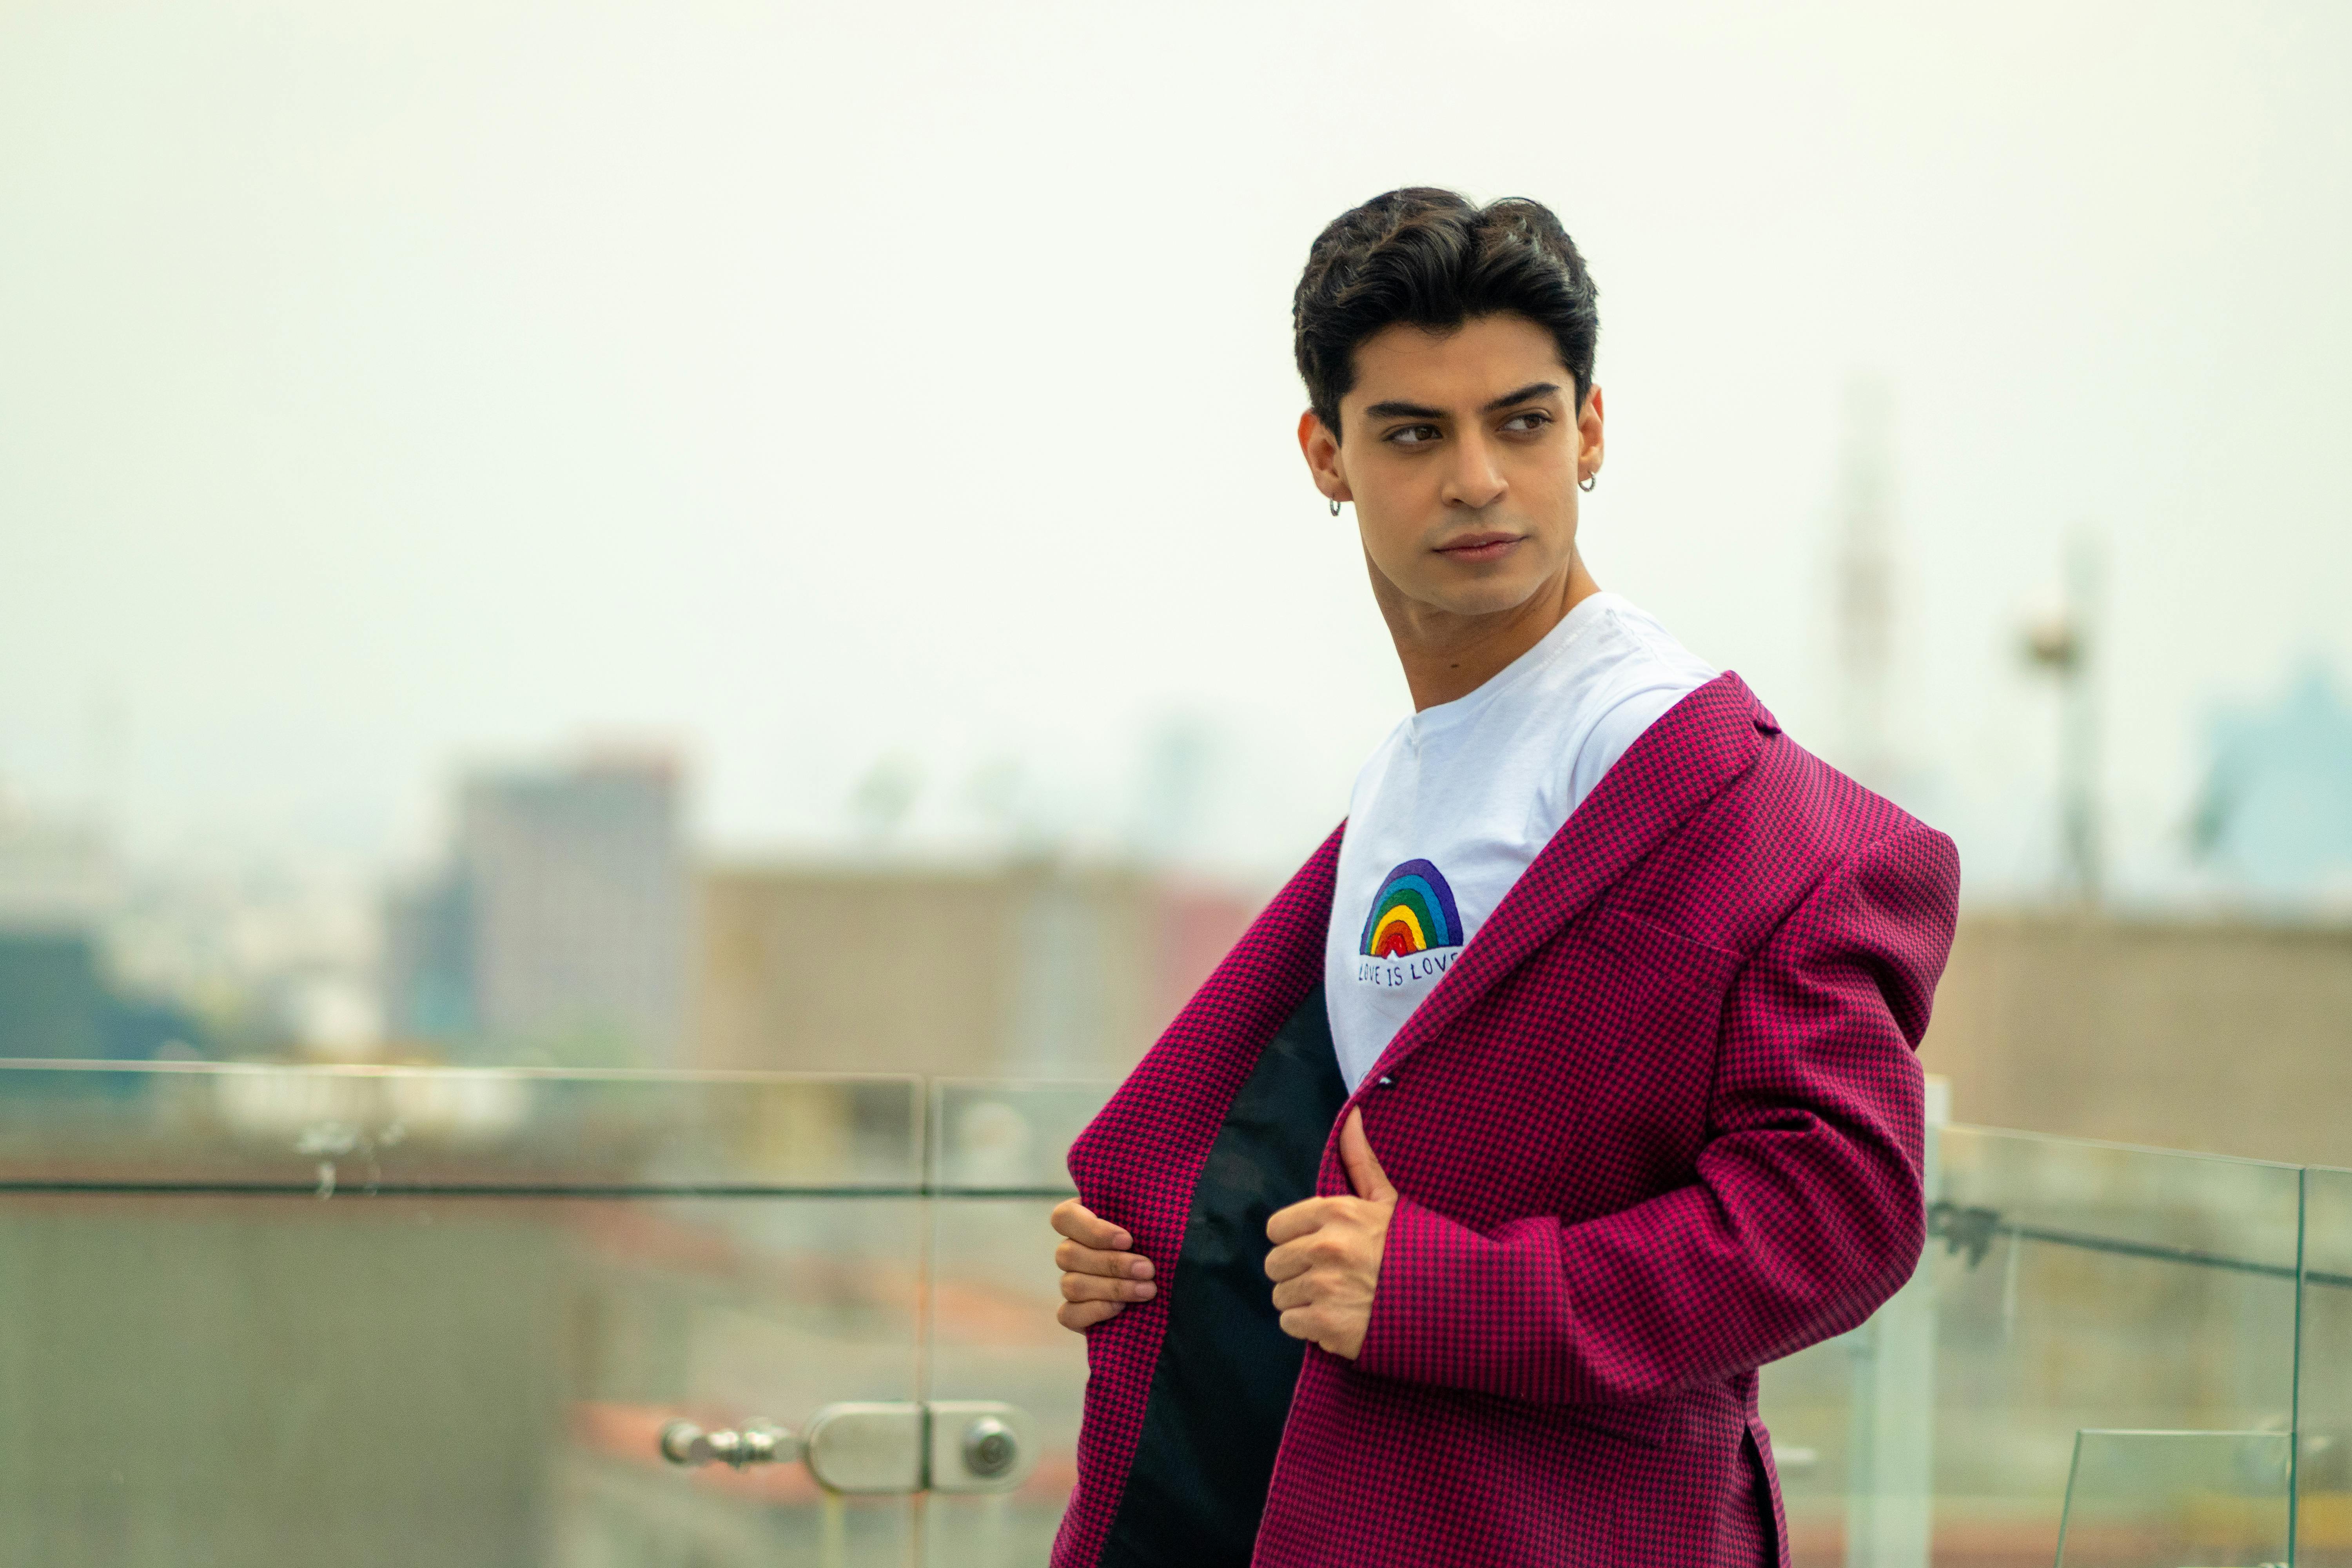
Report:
3,1,2347,897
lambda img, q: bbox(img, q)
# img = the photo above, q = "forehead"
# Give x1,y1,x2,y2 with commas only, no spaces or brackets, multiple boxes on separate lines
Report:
1345,314,1568,409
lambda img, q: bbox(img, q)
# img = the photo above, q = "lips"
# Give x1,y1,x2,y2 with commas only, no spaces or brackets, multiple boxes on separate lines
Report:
1434,532,1521,562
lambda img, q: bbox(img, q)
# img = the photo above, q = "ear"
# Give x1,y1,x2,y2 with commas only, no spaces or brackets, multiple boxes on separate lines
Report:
1298,408,1350,505
1576,385,1605,485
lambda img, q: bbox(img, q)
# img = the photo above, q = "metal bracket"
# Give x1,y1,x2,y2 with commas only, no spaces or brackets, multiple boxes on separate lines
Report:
659,1400,1036,1495
659,1418,798,1470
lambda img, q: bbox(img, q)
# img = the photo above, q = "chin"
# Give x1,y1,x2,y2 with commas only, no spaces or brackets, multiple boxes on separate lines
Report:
1408,571,1551,618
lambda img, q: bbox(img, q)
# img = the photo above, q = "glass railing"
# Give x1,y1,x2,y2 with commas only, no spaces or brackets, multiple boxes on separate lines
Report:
925,1081,1101,1567
2053,1430,2292,1568
0,1058,2345,1565
0,1060,943,1567
1763,1119,2347,1568
2302,1165,2352,1568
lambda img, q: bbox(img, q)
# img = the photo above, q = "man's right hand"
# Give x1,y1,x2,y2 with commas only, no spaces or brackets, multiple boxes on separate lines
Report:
1052,1200,1157,1332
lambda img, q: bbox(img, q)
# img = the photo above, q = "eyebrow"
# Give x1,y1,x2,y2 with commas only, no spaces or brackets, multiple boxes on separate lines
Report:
1361,381,1565,422
1483,381,1564,413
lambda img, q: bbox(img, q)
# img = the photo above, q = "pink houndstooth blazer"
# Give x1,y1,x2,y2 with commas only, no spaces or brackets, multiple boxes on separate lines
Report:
1054,672,1960,1567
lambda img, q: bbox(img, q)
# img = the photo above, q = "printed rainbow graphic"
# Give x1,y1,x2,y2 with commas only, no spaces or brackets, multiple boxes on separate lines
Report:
1358,859,1464,958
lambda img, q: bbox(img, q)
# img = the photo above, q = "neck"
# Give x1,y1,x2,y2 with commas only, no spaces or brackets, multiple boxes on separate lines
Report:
1375,555,1604,711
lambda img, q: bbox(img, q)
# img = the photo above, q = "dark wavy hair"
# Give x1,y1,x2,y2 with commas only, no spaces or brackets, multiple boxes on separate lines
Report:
1292,188,1599,437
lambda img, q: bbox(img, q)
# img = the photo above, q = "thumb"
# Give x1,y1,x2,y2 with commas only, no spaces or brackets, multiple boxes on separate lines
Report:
1339,1108,1396,1204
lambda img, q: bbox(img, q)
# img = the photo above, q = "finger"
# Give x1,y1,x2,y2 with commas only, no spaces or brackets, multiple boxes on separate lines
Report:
1263,1239,1312,1283
1058,1299,1125,1332
1339,1110,1396,1203
1060,1272,1158,1304
1277,1306,1328,1345
1050,1200,1132,1252
1054,1240,1155,1280
1268,1209,1370,1278
1269,1274,1317,1311
1266,1196,1337,1246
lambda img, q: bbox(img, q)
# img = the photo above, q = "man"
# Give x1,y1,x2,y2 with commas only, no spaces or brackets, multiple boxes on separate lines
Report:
1048,188,1959,1567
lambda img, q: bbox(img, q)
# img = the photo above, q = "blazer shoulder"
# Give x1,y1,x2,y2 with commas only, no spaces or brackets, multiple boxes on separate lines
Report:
1622,722,1957,958
1742,732,1938,853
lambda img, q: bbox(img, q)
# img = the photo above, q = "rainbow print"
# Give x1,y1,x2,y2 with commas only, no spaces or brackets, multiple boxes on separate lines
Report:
1357,859,1465,958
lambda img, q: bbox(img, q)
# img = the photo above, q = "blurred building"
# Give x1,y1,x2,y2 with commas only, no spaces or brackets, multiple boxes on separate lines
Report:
691,860,1259,1079
0,931,203,1060
2193,660,2352,900
1923,659,2352,1163
386,755,688,1064
1922,910,2352,1167
0,802,201,1059
101,858,383,1061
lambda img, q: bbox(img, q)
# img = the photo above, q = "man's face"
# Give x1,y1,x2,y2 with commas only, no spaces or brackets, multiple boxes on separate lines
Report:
1303,313,1602,622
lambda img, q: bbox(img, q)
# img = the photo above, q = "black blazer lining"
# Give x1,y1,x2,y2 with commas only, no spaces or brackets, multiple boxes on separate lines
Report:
1097,984,1348,1568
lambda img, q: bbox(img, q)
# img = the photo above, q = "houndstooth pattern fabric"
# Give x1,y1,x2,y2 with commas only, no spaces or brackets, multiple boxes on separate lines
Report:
1056,672,1960,1568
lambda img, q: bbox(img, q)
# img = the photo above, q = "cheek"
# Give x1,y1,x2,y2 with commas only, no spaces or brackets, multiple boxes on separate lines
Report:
1351,507,1422,581
1513,456,1576,510
1347,449,1434,511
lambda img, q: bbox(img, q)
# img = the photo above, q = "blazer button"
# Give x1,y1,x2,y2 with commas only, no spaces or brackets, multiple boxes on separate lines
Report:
1376,1074,1394,1088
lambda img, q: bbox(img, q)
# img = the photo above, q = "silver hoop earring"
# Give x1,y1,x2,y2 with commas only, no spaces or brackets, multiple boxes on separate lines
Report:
1579,472,1597,493
1329,498,1343,516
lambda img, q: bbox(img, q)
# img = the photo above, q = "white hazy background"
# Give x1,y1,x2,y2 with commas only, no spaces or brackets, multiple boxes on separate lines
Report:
4,1,2348,897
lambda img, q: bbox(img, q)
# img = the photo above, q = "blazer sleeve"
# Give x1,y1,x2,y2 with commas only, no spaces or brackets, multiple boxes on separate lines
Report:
1354,820,1960,1405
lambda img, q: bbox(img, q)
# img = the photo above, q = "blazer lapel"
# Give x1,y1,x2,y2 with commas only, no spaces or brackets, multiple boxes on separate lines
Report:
1359,671,1775,1087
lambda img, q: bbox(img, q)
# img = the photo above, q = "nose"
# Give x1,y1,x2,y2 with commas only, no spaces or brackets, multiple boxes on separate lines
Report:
1439,428,1506,511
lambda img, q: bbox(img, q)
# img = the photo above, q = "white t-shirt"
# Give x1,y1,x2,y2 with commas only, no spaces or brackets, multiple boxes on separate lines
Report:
1325,592,1716,1091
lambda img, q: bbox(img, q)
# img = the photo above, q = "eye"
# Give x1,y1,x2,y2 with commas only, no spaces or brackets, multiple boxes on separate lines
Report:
1500,410,1552,434
1386,423,1442,447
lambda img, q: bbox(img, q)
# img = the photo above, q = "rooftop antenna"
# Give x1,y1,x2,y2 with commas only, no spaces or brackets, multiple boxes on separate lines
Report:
1835,378,1898,788
2022,532,2103,904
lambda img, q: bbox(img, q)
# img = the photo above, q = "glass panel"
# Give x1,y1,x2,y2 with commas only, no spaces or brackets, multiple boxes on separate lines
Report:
1755,1329,1864,1563
0,1060,926,1566
11,1066,2325,1565
2054,1429,2291,1568
1764,1124,2306,1567
1925,1127,2302,1567
922,1079,1112,1567
2303,1165,2352,1567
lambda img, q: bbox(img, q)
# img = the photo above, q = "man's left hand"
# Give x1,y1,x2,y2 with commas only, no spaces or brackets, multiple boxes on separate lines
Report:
1264,1107,1397,1360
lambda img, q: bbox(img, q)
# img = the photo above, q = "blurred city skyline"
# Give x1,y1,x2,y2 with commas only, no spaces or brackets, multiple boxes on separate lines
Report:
5,0,2352,906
